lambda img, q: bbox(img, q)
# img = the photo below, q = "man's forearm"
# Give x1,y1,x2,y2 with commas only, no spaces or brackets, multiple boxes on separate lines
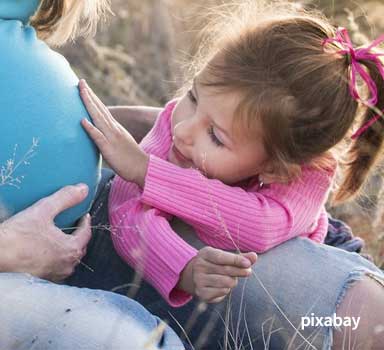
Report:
108,106,161,143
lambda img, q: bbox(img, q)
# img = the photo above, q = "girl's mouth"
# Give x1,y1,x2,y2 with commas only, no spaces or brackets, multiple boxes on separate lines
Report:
171,144,190,163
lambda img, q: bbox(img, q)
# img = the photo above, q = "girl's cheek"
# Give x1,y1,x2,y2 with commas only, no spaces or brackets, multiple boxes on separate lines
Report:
195,151,208,172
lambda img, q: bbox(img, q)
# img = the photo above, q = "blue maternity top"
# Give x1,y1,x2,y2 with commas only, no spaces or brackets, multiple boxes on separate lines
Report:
0,0,101,228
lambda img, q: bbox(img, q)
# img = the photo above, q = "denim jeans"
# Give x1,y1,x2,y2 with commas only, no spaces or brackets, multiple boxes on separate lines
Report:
66,169,384,349
1,169,383,349
0,169,184,350
0,273,184,350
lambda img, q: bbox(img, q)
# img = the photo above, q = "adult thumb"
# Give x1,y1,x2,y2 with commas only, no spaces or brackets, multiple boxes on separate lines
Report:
42,184,89,219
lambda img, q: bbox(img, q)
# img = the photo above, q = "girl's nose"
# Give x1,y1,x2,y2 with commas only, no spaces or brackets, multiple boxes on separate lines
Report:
173,120,194,146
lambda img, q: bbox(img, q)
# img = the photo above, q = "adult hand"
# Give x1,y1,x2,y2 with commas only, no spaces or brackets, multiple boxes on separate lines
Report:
177,246,257,303
0,184,92,282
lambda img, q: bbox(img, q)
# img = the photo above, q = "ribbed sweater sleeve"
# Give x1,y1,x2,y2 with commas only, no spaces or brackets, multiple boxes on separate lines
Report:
307,207,329,243
141,155,335,253
109,99,335,306
109,100,198,306
110,202,197,306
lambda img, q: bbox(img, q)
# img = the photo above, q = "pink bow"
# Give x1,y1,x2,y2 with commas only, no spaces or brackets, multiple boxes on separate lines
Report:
323,28,384,139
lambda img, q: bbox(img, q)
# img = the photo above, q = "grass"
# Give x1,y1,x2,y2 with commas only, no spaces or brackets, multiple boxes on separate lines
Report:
74,168,383,349
60,0,384,267
2,0,384,348
0,138,39,189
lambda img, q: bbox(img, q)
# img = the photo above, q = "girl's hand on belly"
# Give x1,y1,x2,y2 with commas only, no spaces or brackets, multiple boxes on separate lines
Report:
79,79,149,187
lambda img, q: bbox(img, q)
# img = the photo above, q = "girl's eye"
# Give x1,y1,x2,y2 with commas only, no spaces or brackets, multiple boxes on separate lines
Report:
187,89,197,104
208,126,224,147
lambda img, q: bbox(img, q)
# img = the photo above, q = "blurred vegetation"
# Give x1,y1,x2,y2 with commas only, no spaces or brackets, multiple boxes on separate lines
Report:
61,0,384,267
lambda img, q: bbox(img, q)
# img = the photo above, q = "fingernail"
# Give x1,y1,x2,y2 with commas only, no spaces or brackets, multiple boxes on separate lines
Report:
76,183,88,194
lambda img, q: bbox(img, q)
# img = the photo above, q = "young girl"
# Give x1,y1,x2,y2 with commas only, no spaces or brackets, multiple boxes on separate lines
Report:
79,3,384,310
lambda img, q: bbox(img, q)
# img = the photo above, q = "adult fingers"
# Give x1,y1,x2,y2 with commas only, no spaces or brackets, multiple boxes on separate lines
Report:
71,213,92,251
36,184,89,219
200,247,251,268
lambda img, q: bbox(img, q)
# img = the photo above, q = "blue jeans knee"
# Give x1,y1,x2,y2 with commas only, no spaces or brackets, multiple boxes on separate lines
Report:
0,272,184,350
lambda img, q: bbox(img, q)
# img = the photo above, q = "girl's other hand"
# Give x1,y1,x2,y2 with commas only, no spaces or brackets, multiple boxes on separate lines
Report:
177,247,257,303
79,80,149,187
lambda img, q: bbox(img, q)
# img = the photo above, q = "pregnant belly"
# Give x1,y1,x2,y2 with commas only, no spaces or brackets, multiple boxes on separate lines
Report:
0,19,101,229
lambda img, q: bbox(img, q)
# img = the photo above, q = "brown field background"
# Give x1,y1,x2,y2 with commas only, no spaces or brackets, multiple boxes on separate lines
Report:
62,0,384,267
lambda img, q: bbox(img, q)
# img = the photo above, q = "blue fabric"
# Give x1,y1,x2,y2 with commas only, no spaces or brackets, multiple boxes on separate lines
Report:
0,17,101,229
0,273,185,349
0,0,40,23
66,169,384,350
325,214,365,253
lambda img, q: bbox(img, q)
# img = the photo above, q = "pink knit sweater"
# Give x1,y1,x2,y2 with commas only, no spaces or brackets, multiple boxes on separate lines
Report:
109,100,336,307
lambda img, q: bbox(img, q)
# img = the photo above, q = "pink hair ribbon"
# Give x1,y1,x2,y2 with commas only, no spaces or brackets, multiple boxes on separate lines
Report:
323,27,384,139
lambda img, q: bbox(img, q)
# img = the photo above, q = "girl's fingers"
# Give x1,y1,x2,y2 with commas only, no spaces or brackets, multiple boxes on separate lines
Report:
81,89,118,138
80,87,105,126
81,119,108,151
80,80,115,128
196,287,231,302
209,296,226,304
201,247,251,268
79,81,111,129
80,80,106,112
87,82,112,117
202,260,252,278
241,252,258,265
79,81,100,115
201,274,238,289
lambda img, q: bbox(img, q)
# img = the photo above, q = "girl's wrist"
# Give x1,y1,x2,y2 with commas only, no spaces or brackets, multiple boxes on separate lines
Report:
176,258,195,294
132,151,149,188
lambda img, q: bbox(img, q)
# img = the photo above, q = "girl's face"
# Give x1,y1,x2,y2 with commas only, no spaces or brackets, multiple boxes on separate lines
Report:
168,79,270,185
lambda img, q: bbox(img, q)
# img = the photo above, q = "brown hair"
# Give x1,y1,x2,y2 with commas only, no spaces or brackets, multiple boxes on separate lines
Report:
30,0,111,46
186,1,384,204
